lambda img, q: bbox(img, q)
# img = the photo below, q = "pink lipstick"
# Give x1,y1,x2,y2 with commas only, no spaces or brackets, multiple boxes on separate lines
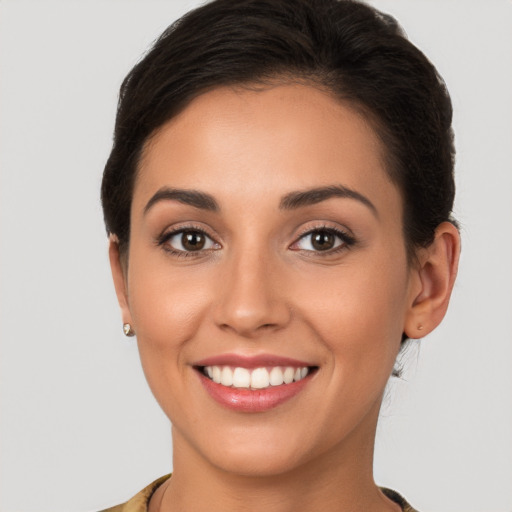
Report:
194,353,317,413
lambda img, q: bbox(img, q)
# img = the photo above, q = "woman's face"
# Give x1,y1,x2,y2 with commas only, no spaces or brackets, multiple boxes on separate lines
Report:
116,84,421,476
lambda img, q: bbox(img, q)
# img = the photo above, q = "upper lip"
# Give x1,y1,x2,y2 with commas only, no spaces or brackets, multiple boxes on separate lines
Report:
193,353,316,369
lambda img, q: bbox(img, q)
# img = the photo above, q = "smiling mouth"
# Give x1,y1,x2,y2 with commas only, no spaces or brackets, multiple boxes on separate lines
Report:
197,365,317,390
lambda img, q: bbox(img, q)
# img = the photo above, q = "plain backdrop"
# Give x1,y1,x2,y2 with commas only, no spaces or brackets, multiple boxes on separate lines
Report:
1,1,511,511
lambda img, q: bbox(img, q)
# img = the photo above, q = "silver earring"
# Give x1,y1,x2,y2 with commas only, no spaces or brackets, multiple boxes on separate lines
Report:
123,323,135,337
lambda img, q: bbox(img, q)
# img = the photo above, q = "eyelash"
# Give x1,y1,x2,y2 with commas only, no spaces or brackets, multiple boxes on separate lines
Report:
156,224,356,258
290,225,356,255
157,224,219,258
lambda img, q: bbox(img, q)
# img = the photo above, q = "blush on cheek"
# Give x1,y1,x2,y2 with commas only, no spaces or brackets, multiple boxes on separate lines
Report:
132,294,205,349
128,252,212,341
311,276,405,374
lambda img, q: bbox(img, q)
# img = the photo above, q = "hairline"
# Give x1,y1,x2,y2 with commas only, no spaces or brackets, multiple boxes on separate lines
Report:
126,75,411,261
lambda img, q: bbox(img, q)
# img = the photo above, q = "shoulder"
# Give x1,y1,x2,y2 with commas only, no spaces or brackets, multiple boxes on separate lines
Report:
380,487,419,512
99,475,171,512
98,477,415,512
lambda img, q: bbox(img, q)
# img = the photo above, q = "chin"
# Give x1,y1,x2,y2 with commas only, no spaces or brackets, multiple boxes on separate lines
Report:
209,444,307,478
178,419,315,478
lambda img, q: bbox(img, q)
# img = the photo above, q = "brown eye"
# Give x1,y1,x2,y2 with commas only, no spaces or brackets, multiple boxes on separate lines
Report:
311,231,335,251
293,228,351,253
162,229,218,253
181,231,206,251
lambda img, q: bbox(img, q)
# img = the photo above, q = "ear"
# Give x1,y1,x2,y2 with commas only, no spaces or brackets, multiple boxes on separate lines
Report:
404,222,460,339
108,235,133,328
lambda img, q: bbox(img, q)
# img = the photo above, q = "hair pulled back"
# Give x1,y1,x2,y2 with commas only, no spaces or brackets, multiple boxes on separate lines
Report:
101,0,456,258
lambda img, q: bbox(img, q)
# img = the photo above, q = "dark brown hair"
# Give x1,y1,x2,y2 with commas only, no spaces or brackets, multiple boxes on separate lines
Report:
101,0,456,259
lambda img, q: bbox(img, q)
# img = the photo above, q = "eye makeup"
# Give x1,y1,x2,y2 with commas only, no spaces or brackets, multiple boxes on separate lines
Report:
292,225,356,252
154,220,357,260
155,223,221,258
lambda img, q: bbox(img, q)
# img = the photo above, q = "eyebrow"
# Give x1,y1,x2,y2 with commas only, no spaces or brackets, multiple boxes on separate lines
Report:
144,184,377,217
144,187,219,214
279,185,378,216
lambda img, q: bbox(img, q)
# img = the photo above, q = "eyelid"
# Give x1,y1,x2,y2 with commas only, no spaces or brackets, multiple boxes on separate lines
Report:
155,221,355,256
289,223,356,252
156,223,221,254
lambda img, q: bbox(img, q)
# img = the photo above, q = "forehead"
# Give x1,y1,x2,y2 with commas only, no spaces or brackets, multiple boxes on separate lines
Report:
136,84,400,217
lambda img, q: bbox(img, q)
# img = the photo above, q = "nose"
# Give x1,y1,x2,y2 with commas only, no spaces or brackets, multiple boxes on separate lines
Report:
214,249,291,338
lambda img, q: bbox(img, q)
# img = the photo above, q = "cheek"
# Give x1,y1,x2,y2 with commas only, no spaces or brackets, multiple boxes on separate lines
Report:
297,258,409,374
125,251,214,384
125,260,219,425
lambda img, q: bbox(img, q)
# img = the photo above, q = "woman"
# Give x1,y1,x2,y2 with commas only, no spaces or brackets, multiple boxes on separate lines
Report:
100,0,459,510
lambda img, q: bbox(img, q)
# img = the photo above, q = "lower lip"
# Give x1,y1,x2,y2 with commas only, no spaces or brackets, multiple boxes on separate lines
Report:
197,371,312,413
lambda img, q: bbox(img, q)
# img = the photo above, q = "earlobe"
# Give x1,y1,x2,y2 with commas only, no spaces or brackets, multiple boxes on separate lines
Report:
404,222,460,339
108,235,133,328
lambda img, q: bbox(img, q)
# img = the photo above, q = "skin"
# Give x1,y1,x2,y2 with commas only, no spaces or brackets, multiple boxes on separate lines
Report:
110,84,460,512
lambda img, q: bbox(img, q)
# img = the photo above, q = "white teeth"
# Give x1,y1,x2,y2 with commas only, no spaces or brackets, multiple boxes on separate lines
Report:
203,365,311,389
232,367,251,388
221,366,233,386
269,367,284,386
212,366,221,384
283,366,295,384
250,367,270,389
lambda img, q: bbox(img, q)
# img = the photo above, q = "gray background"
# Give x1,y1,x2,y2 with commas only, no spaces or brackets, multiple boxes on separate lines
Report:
1,1,511,511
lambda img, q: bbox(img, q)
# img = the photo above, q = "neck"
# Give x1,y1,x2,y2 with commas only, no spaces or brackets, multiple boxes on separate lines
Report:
156,407,400,512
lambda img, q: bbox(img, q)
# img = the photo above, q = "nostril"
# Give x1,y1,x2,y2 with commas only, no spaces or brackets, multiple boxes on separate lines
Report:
214,290,292,336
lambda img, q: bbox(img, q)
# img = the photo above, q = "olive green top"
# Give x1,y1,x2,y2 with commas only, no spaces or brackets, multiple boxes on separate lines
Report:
100,474,418,512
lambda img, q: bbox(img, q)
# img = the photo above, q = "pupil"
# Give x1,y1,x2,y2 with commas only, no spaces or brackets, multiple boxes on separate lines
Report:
182,231,205,251
312,231,334,251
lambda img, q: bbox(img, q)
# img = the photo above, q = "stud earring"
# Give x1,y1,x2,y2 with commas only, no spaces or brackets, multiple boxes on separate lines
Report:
417,324,424,331
123,323,135,337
